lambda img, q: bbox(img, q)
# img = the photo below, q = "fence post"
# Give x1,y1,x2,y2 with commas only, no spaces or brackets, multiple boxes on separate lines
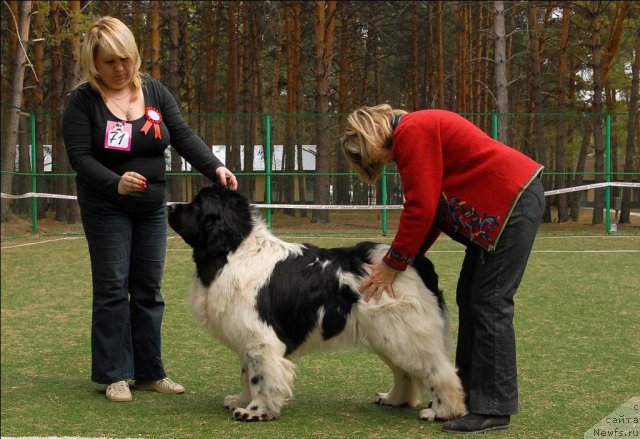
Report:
492,112,498,140
605,112,612,234
30,111,37,233
265,114,272,228
381,165,388,236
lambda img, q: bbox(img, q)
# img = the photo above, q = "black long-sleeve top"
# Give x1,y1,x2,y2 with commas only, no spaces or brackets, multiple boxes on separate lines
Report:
63,76,223,207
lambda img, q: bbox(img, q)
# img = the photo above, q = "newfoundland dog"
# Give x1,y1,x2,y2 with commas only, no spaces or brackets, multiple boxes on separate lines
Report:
168,184,465,422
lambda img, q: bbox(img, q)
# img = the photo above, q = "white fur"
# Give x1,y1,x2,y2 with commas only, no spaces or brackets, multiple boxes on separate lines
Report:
187,217,466,422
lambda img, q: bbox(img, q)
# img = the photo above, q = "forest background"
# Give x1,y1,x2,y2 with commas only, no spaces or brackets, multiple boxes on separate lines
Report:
1,0,639,228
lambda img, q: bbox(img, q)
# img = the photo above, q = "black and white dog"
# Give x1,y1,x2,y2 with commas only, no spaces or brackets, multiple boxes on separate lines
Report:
168,184,466,422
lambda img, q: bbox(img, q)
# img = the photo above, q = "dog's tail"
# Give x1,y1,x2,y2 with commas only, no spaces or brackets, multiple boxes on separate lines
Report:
411,254,451,353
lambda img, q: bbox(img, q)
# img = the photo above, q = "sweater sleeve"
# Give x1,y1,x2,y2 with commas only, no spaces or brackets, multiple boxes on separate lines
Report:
156,81,223,181
419,226,442,254
382,116,444,271
62,89,121,195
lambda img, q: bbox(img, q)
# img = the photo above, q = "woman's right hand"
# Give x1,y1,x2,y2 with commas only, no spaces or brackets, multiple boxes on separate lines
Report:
118,171,147,195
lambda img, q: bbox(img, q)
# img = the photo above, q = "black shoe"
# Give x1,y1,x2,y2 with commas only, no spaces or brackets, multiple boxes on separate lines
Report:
442,413,510,434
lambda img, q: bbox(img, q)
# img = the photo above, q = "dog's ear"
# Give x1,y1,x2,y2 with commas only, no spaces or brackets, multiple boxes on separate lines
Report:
200,210,239,255
197,186,252,256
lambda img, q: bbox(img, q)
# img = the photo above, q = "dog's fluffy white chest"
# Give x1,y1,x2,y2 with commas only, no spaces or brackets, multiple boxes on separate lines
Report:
187,227,304,355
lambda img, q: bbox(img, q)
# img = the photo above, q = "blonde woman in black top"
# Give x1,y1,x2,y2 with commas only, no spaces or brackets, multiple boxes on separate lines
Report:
63,16,237,402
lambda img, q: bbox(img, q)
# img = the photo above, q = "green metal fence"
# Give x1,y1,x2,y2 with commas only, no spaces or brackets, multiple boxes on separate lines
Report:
1,109,639,236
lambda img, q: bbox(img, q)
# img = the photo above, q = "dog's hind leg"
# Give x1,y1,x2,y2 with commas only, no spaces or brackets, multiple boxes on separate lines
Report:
416,351,467,421
231,346,296,422
364,302,466,421
374,355,422,408
223,361,252,410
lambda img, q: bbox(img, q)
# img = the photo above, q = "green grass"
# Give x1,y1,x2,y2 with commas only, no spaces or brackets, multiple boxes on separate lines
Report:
2,233,639,438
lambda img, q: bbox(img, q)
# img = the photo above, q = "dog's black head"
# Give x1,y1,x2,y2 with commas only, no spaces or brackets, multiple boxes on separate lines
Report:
168,183,254,285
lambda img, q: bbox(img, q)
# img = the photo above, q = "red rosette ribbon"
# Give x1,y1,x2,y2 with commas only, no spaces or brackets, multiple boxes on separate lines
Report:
141,106,163,139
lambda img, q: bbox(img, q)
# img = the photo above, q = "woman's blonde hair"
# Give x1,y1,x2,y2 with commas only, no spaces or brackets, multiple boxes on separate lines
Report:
78,16,142,99
341,104,407,183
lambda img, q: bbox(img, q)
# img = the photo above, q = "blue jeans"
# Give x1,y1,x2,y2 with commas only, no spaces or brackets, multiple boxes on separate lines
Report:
454,178,545,415
78,186,168,384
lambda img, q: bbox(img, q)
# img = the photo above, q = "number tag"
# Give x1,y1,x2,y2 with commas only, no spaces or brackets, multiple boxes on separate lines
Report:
104,120,133,151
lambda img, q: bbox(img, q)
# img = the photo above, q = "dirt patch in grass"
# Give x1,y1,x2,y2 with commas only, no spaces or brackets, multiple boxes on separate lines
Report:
1,215,84,240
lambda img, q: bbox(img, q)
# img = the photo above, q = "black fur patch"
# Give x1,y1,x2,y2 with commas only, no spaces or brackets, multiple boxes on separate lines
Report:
255,242,375,356
410,254,445,311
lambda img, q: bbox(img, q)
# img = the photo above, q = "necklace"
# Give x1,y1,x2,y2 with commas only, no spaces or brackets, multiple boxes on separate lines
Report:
107,91,132,120
109,92,131,101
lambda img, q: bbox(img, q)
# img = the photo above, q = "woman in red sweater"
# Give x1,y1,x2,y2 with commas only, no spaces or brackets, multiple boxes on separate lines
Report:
342,104,544,434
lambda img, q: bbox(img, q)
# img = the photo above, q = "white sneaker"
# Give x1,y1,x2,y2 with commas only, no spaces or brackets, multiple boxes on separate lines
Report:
106,380,132,402
135,377,185,394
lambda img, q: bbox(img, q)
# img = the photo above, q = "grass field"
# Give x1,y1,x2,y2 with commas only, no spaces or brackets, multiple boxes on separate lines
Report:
1,230,639,439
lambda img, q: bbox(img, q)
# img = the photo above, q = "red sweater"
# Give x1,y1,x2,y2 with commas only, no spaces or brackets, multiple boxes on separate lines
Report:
382,110,543,271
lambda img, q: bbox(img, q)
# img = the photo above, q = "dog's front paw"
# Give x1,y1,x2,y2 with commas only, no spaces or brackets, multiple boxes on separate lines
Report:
374,392,415,408
419,408,438,421
232,407,276,422
419,406,462,422
374,392,389,405
224,393,250,410
373,391,420,408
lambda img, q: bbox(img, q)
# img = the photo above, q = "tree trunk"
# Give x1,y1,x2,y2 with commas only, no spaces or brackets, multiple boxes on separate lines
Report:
456,3,471,113
1,0,18,204
291,3,306,216
589,3,604,225
204,1,220,112
238,1,262,201
472,3,485,117
131,2,143,65
182,11,193,114
32,1,46,219
600,1,630,85
527,3,550,222
64,0,81,223
480,4,491,129
336,1,352,205
405,0,419,110
225,1,241,177
436,1,444,108
599,1,630,224
283,2,302,216
570,119,593,221
149,1,161,78
1,0,32,222
268,2,285,114
166,3,182,99
49,0,66,222
373,17,382,105
554,5,571,222
311,0,336,224
620,27,639,224
182,6,198,198
493,0,508,144
423,1,431,109
165,3,183,202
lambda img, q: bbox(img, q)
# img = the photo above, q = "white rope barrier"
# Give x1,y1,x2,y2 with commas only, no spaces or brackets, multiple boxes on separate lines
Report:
2,182,639,209
1,192,77,200
542,182,640,196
